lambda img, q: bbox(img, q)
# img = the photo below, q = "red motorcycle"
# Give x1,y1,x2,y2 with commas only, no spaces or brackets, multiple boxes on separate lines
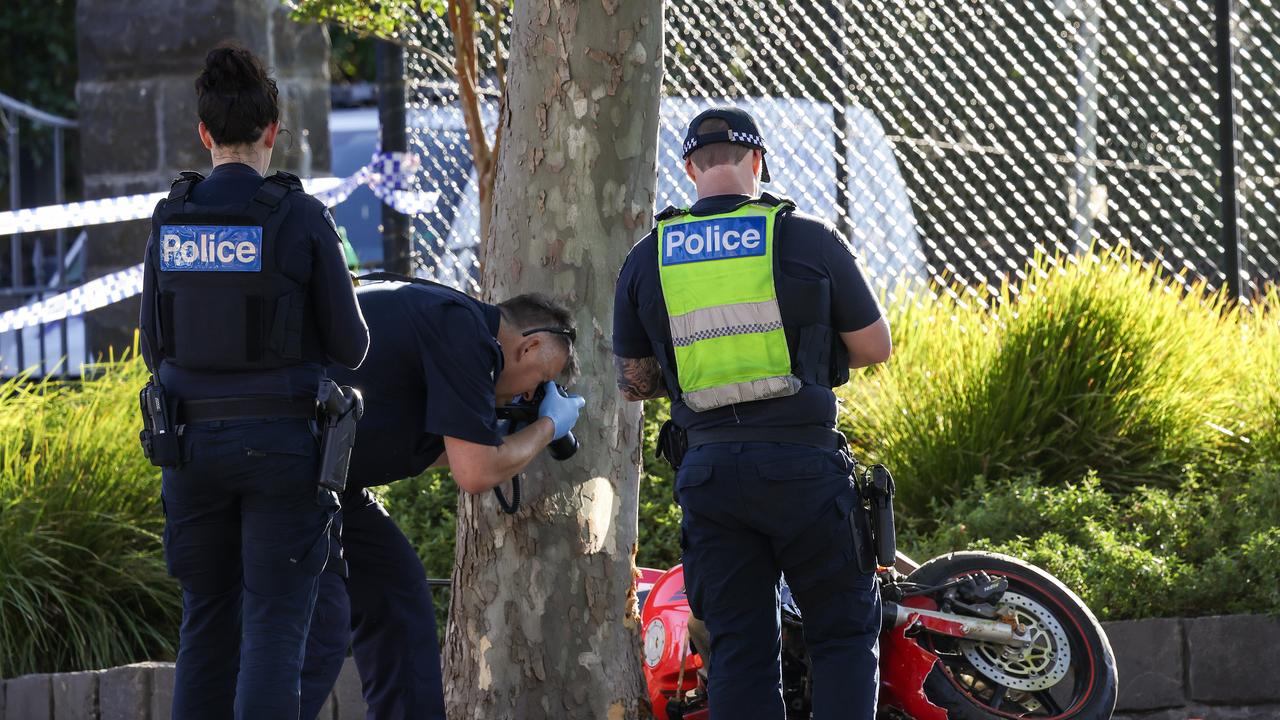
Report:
638,548,1118,718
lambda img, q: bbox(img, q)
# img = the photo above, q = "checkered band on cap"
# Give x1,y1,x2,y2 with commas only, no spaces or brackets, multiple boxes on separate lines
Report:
683,130,767,156
729,130,765,149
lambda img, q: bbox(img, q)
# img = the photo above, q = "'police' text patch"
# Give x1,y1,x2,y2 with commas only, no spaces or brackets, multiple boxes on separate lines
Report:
661,215,766,266
160,225,263,272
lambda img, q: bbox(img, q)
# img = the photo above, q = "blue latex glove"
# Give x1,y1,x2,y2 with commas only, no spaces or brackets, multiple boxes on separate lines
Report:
537,381,586,440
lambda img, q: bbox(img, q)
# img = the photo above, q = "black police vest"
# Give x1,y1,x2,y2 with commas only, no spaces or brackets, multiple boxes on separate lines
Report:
150,170,325,371
640,193,851,402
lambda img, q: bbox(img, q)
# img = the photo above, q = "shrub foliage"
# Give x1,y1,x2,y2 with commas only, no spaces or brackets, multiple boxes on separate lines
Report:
841,253,1251,514
5,251,1280,674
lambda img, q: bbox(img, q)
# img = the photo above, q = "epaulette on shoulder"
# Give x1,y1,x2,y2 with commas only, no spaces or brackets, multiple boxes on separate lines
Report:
166,171,205,201
655,205,688,222
267,170,304,191
756,191,796,209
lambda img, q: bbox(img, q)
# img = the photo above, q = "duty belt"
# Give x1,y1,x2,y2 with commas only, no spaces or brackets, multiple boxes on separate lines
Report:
685,424,846,450
177,397,317,424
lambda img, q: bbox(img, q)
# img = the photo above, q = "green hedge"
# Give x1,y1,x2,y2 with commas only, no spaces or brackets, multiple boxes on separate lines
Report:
5,251,1280,674
902,471,1280,619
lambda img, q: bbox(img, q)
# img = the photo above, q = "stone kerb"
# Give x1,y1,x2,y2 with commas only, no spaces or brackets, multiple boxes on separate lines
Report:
1103,617,1186,711
6,614,1280,718
1106,613,1280,720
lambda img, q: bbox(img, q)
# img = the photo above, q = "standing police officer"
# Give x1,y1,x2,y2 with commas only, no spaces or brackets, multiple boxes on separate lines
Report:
299,279,585,720
612,107,893,720
138,44,369,719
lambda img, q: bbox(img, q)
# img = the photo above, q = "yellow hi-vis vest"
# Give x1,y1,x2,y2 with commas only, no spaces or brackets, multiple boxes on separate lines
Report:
656,201,801,412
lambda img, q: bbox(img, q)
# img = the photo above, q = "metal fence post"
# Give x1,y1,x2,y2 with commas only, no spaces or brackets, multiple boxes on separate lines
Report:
6,110,23,370
54,126,69,375
377,40,412,276
827,0,853,242
1069,0,1101,254
1215,0,1244,302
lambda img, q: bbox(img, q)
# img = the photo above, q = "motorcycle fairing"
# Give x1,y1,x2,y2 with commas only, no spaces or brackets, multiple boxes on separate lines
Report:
641,565,707,720
879,595,950,720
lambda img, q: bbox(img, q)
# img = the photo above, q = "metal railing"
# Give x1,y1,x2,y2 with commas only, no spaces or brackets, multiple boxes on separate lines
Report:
1,91,81,377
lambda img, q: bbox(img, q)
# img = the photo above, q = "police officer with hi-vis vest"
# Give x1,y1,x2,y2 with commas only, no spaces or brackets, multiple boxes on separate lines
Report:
613,107,893,720
138,44,369,719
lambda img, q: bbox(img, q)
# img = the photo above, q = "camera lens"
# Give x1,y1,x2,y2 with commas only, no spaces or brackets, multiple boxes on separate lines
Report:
548,431,579,461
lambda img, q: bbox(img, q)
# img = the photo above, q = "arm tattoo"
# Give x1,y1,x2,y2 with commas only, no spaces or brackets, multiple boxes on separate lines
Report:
614,355,668,401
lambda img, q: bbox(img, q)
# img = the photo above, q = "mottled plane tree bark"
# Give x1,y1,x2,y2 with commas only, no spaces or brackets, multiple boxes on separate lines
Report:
443,1,665,718
290,0,666,714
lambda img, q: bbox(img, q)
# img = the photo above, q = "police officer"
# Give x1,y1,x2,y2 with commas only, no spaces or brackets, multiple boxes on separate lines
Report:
138,44,369,719
298,279,585,720
612,107,893,720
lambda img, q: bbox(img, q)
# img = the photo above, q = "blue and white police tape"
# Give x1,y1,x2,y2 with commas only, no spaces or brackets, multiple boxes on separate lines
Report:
0,265,143,334
0,152,437,237
0,152,440,334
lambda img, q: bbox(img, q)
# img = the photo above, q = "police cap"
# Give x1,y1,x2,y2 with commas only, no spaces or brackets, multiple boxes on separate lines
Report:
681,106,772,183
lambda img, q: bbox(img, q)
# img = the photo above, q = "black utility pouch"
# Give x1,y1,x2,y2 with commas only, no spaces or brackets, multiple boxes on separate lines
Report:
316,380,364,493
138,378,182,467
655,419,688,471
656,420,689,504
848,492,877,574
864,464,897,567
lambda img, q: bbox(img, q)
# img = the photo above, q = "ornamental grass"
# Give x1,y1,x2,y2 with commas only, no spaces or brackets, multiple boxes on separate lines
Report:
0,348,179,677
839,250,1263,517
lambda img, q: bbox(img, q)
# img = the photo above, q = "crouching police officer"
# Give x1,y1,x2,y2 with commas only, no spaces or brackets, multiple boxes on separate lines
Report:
298,278,584,720
613,107,893,720
138,44,369,719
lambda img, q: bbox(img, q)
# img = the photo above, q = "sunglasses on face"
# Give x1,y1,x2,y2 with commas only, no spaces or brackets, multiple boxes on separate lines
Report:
521,326,577,343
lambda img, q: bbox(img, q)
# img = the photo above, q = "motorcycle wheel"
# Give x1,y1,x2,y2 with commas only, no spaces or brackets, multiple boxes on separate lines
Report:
905,551,1117,720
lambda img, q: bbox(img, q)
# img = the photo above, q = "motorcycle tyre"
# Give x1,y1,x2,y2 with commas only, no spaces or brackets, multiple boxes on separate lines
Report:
906,551,1118,720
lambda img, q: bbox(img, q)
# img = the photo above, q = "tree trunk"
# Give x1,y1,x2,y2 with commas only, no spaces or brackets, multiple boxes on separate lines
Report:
442,1,664,718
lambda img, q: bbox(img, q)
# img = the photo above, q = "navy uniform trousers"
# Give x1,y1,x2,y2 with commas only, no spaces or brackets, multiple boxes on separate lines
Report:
676,441,881,720
161,418,333,720
299,490,446,720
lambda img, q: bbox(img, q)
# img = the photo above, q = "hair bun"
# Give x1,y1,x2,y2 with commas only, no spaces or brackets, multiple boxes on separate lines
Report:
199,45,269,94
194,43,280,146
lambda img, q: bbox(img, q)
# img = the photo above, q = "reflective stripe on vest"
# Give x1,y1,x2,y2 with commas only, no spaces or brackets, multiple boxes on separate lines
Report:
657,202,801,411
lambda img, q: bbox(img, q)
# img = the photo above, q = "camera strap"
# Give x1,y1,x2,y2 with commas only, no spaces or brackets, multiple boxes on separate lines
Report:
494,475,521,514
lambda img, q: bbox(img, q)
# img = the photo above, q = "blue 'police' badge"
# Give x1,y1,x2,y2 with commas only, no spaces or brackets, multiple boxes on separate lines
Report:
661,215,767,266
159,225,263,272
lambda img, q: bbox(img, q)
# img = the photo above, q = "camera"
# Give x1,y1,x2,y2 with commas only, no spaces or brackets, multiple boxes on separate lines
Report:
495,383,580,460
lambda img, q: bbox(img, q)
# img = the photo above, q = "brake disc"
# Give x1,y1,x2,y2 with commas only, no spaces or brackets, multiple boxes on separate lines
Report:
957,590,1071,692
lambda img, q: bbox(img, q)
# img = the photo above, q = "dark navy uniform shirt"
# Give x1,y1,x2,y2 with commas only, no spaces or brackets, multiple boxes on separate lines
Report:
139,163,368,399
613,193,882,432
332,281,504,491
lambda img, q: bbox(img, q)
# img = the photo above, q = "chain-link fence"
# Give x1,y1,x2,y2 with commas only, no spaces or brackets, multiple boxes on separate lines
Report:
392,0,1277,301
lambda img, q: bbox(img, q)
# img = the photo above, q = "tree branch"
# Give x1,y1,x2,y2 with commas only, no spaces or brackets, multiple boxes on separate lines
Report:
449,0,492,171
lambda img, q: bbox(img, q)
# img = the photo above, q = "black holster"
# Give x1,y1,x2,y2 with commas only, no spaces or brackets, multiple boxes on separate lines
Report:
848,494,876,575
316,380,364,493
138,378,183,468
656,419,688,471
864,464,897,567
656,420,688,504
